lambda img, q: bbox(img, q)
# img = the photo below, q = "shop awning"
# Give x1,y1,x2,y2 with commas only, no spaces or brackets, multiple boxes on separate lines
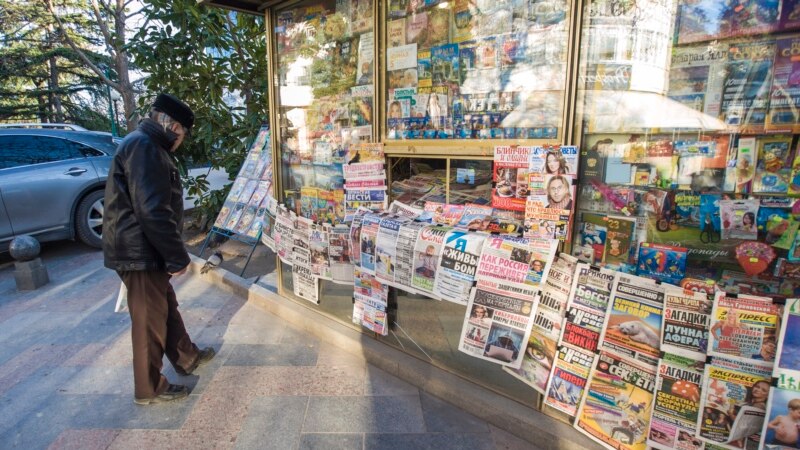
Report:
198,0,272,14
581,90,731,133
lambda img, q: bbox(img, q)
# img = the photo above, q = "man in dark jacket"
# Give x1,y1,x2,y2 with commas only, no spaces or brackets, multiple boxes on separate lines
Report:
103,93,214,405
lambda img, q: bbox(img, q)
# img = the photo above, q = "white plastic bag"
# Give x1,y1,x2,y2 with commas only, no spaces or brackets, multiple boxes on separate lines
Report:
114,282,128,313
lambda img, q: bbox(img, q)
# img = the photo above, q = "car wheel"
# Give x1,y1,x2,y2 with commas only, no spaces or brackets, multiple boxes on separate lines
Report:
75,190,104,248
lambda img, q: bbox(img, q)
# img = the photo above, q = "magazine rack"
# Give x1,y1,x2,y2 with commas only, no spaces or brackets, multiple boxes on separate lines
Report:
197,226,260,277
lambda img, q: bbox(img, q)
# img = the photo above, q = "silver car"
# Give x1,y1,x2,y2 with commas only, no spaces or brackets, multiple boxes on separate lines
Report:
0,127,119,251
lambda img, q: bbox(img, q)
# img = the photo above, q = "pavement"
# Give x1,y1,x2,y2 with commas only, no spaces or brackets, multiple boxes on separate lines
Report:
0,241,536,450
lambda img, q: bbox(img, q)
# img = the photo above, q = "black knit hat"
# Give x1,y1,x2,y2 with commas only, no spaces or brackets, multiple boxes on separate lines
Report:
152,93,194,133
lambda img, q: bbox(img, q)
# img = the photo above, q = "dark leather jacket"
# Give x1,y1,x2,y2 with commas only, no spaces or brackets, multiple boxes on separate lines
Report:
103,119,190,273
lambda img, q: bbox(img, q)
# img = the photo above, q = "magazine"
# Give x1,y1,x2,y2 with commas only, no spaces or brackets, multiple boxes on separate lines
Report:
353,268,389,335
493,145,532,212
432,230,487,305
602,216,636,269
708,291,782,363
543,344,594,417
411,225,451,297
720,41,775,133
574,351,657,450
454,203,494,230
661,288,713,360
328,224,354,284
753,137,793,193
596,274,664,368
697,356,773,448
647,353,705,450
761,297,800,449
257,197,277,250
214,201,233,230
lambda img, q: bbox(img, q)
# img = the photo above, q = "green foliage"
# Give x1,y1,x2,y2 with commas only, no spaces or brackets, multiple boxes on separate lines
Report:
131,0,268,227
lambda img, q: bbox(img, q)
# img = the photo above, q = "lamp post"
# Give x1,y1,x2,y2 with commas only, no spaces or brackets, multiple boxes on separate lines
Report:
104,66,119,137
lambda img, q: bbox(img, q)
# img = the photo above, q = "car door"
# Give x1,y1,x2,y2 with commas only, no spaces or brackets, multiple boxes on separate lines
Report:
0,193,13,245
0,135,99,238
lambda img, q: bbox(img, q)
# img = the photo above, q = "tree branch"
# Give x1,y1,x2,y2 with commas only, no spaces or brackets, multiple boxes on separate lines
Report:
90,0,117,60
45,0,120,91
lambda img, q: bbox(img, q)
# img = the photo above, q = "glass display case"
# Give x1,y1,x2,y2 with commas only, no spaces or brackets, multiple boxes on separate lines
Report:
383,0,572,141
572,0,800,296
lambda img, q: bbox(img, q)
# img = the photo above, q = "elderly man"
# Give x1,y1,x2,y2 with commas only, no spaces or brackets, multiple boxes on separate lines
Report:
103,93,215,405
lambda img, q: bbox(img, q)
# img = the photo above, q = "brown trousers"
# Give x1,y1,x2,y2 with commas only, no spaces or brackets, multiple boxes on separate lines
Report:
118,270,199,399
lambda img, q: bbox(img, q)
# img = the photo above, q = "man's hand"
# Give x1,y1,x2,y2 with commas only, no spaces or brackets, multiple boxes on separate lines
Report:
170,266,188,276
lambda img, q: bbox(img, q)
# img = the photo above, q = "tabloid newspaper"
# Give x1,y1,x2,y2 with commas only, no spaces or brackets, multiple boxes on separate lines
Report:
258,197,278,251
328,224,354,284
661,288,713,360
544,263,617,416
708,292,782,363
349,211,366,268
388,200,423,219
352,267,389,335
274,206,295,265
761,297,800,450
292,216,312,271
411,225,451,298
505,254,578,394
697,356,773,449
599,274,666,368
394,221,426,293
375,215,408,286
345,189,387,222
574,351,657,450
309,223,331,281
474,235,558,299
647,353,705,450
432,230,487,305
359,213,383,275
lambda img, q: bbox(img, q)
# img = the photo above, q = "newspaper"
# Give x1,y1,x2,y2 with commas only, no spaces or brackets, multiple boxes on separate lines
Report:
505,254,578,394
432,230,487,305
292,216,312,271
599,274,666,368
411,225,451,298
458,285,536,368
475,235,558,300
388,200,423,219
349,211,366,268
575,351,657,450
544,264,617,417
359,213,383,275
661,288,713,360
258,197,278,250
352,267,388,335
274,206,295,265
327,224,354,284
345,189,387,221
697,356,773,448
394,221,426,293
292,264,319,304
760,297,799,449
309,223,331,281
647,353,705,450
708,292,781,363
375,215,407,286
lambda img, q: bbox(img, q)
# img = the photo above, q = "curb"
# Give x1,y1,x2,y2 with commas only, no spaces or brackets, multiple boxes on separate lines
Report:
189,255,600,449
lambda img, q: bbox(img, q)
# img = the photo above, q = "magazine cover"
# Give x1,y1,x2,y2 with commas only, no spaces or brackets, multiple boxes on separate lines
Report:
387,18,406,47
697,356,773,449
458,285,535,368
769,36,800,133
753,137,793,193
599,274,665,368
431,43,459,86
224,202,246,232
234,205,257,236
720,41,775,133
731,137,758,193
405,12,427,45
411,225,451,297
543,345,594,417
602,216,636,269
441,204,465,225
309,224,331,281
761,297,800,449
359,213,383,275
328,224,354,284
214,201,234,230
433,230,487,305
529,145,579,176
708,291,782,362
647,353,705,450
344,189,386,222
493,145,532,212
573,213,608,265
636,243,688,286
719,199,760,240
454,203,494,230
668,44,727,117
375,215,406,286
523,200,571,241
574,351,657,450
506,254,578,394
257,198,277,249
393,221,426,292
353,268,388,335
227,177,248,204
661,288,713,360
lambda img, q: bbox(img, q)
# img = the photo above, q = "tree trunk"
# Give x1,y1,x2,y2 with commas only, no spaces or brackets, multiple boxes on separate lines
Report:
48,55,64,122
114,4,138,132
36,81,47,123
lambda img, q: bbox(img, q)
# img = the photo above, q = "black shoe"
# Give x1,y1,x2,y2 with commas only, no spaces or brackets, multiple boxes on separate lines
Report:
175,347,216,376
134,383,189,405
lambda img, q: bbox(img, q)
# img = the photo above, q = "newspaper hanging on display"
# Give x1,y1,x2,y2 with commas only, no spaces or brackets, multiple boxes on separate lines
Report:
544,264,617,416
393,221,426,293
708,292,781,363
599,274,665,368
328,224,354,284
432,230,487,305
696,356,773,449
274,206,295,264
411,225,451,298
309,224,331,281
353,267,388,335
359,213,383,275
375,215,407,286
505,254,578,394
647,353,705,450
574,351,657,450
762,297,800,449
660,288,712,360
457,235,557,368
